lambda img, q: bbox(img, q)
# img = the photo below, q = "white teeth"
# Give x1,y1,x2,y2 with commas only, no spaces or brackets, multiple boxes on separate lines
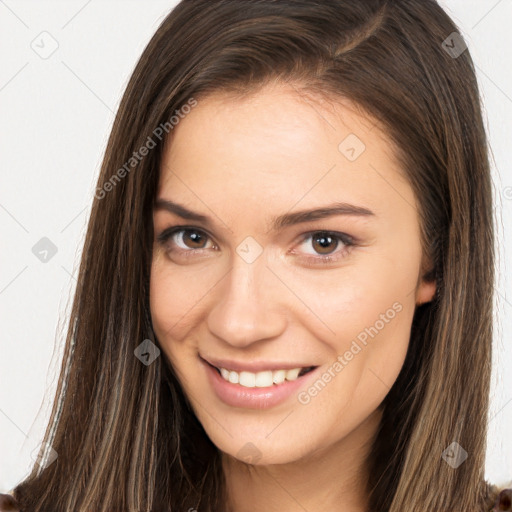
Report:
285,368,300,381
239,371,256,387
273,369,286,384
255,370,273,387
217,366,307,388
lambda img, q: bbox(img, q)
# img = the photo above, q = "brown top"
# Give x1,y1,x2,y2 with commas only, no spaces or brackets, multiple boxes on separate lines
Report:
0,494,19,512
0,486,511,511
488,486,512,511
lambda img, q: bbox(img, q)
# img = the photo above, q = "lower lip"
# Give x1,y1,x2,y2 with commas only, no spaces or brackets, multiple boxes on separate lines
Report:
201,358,319,410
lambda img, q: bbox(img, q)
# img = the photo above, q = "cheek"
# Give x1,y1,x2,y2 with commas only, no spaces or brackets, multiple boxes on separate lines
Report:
289,258,416,350
149,263,176,339
149,255,208,343
149,262,202,390
295,295,413,438
289,253,417,402
149,259,196,380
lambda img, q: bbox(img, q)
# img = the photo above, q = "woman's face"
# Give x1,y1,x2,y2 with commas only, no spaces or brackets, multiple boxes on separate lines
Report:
150,83,436,465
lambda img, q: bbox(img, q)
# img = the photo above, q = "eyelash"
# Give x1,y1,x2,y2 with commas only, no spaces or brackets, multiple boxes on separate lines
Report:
156,226,356,265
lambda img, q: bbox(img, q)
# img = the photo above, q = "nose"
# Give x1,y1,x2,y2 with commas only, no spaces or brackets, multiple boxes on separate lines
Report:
206,252,287,348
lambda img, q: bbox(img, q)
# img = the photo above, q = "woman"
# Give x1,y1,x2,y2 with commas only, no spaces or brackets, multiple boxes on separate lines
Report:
1,0,511,510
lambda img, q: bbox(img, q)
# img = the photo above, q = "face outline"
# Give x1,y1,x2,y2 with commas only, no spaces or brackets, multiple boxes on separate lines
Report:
149,82,436,467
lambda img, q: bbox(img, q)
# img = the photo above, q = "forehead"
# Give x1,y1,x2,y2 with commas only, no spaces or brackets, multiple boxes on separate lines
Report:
157,83,415,224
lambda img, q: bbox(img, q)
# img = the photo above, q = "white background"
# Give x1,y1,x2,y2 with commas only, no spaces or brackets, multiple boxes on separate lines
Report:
1,0,511,493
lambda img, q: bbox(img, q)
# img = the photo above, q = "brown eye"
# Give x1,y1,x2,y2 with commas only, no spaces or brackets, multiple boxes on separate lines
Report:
310,232,339,255
294,230,356,266
156,227,215,253
179,229,208,249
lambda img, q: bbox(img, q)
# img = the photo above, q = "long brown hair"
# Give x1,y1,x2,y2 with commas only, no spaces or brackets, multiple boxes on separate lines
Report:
11,0,500,510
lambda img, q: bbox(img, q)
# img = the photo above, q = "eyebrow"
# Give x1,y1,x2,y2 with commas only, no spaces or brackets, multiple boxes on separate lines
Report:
154,198,375,233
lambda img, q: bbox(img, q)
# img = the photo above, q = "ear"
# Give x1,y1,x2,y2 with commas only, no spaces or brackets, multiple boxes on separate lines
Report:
416,256,437,306
416,258,437,306
416,278,437,306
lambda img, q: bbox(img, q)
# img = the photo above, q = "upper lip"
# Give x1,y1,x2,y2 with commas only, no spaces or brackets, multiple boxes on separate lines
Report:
201,356,317,373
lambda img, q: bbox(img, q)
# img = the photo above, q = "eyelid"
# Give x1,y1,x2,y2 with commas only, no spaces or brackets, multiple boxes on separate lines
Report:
156,225,356,264
156,225,217,250
294,230,355,249
289,230,356,264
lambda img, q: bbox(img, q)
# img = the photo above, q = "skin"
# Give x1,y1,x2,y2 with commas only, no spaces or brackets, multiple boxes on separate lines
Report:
150,82,436,512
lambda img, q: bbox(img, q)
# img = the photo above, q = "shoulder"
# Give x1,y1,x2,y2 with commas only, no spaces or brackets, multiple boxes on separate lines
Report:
0,493,20,512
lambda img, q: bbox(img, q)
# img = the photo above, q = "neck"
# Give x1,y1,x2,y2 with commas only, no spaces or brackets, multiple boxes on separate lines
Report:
221,408,382,512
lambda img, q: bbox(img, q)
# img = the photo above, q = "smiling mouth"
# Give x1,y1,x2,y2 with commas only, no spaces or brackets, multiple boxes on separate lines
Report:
209,363,317,388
